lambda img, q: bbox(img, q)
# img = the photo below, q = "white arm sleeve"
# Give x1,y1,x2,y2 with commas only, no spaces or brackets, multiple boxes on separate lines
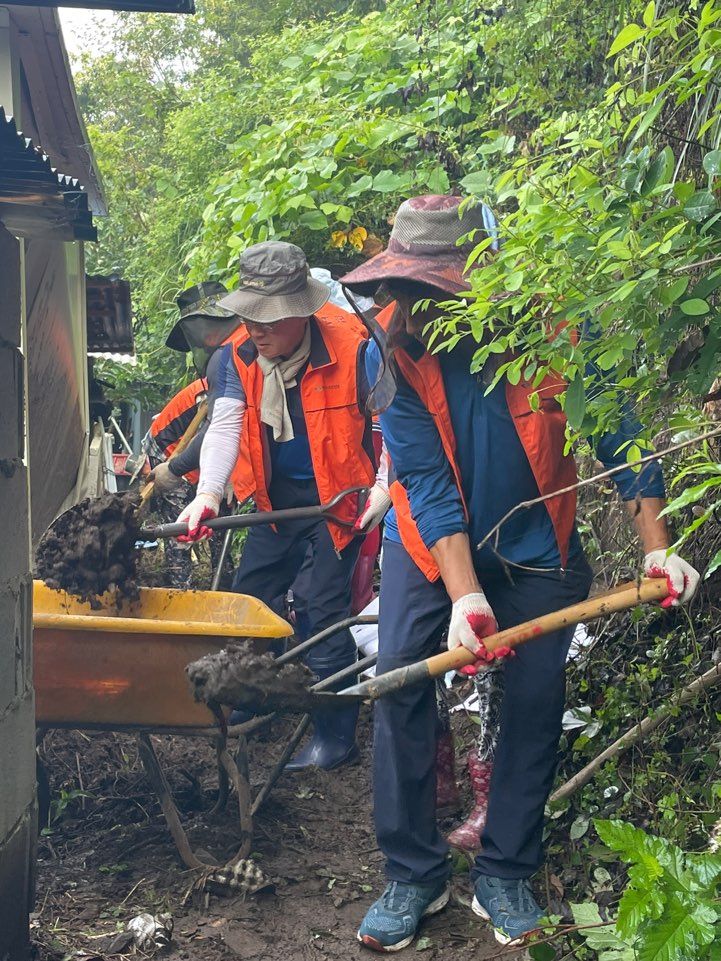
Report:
376,439,390,492
197,396,246,499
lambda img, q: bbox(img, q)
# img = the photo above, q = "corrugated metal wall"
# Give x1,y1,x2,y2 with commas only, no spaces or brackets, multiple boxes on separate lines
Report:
0,223,36,961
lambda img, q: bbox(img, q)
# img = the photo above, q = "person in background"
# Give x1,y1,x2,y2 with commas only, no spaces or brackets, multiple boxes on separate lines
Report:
341,194,700,951
143,283,241,588
175,241,379,771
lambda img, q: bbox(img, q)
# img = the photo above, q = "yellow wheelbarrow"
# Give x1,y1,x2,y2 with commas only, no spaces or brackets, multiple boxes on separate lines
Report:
33,580,293,871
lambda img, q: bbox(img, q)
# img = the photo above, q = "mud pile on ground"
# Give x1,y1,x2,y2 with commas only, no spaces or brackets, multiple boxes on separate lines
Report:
186,647,318,714
35,492,142,604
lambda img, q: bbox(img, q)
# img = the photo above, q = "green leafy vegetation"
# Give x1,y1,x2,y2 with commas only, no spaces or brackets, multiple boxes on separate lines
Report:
74,4,721,955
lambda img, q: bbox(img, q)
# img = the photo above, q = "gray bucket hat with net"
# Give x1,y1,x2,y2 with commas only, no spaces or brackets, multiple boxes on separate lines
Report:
165,281,238,352
218,241,330,323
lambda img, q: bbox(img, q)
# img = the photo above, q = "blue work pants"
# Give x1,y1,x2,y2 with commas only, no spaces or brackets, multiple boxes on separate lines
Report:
373,539,593,884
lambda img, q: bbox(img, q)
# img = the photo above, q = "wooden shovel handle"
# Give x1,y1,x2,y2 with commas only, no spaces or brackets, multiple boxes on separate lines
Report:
339,577,669,701
140,400,209,503
425,577,669,675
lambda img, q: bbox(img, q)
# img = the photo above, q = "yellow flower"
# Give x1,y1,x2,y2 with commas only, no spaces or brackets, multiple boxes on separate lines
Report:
348,226,368,252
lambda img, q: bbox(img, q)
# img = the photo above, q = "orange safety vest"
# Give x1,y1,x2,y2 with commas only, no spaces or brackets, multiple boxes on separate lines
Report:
389,347,578,580
230,304,376,552
150,379,208,484
150,325,248,484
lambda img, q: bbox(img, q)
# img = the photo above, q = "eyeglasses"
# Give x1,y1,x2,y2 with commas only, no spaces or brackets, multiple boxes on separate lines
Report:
243,318,285,333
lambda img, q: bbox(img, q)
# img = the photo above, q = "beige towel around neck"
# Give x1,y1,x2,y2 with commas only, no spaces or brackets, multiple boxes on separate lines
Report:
256,323,312,442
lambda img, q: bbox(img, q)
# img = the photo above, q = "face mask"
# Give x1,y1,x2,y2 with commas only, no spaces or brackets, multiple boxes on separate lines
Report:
191,347,214,377
180,315,241,350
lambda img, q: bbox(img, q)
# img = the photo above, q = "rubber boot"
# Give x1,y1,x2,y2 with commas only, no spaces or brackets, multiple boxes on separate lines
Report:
351,548,378,615
435,730,461,817
285,656,360,772
446,752,493,853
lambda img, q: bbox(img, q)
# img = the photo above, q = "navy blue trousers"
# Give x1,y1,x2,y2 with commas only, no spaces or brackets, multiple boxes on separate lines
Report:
374,539,593,884
232,478,362,668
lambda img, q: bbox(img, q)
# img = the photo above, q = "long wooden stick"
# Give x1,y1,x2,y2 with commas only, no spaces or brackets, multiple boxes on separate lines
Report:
339,579,669,701
550,662,721,802
140,400,208,503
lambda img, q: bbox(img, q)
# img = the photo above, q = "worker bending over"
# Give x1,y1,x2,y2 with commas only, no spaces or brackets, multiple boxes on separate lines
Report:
178,241,377,771
341,195,700,950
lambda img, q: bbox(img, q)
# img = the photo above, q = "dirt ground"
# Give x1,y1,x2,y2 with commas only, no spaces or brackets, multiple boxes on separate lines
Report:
33,710,521,961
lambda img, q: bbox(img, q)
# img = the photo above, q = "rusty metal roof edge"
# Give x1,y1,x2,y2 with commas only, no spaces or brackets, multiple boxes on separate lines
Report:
0,105,97,239
6,5,107,216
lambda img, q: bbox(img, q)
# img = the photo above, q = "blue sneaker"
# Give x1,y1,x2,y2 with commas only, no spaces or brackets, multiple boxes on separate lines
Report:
472,875,544,945
358,879,450,952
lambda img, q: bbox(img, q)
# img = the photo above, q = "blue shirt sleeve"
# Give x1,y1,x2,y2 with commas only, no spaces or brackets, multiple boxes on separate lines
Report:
582,321,665,500
592,410,665,500
365,341,466,549
215,343,246,403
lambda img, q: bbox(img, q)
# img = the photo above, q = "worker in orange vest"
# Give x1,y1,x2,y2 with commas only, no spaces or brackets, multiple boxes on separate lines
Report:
341,195,700,950
141,283,240,588
147,282,242,496
177,241,378,770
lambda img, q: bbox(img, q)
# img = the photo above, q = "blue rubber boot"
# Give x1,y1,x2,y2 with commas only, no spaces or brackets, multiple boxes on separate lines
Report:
285,655,359,772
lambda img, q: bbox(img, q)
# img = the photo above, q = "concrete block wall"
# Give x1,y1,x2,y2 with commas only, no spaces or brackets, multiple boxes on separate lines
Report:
0,224,36,961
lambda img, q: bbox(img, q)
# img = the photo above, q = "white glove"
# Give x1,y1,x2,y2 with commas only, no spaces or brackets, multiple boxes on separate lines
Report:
448,591,506,676
643,550,700,607
355,485,392,531
355,442,392,531
176,492,220,543
147,461,184,495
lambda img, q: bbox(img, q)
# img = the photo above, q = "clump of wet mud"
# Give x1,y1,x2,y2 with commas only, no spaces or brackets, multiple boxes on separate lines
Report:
35,492,143,605
186,647,318,714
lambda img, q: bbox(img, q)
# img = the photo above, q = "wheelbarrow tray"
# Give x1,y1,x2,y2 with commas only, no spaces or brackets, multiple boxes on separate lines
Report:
33,581,292,730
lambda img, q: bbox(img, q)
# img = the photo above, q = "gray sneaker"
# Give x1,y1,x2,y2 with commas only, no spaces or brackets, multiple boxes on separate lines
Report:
472,875,544,945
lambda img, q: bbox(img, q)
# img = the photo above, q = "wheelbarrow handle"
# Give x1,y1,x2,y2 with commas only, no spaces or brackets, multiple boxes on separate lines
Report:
141,485,369,539
338,578,670,701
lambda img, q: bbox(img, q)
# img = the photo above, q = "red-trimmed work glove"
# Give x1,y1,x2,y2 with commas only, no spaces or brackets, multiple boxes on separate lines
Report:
643,550,700,608
354,443,392,533
354,484,392,532
176,492,220,543
448,591,511,676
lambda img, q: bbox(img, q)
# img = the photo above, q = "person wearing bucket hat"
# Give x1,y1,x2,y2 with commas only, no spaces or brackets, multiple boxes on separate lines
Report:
165,281,239,354
175,240,378,770
147,282,245,498
341,195,699,951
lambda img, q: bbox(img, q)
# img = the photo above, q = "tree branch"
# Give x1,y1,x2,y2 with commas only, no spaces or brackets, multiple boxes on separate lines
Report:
550,662,721,803
476,426,721,554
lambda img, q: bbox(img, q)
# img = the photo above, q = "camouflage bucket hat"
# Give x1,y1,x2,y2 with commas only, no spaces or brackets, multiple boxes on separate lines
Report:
218,241,330,324
340,195,498,297
165,281,238,352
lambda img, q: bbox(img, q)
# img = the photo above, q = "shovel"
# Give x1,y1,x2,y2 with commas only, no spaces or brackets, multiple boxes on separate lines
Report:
139,485,369,539
138,400,208,504
305,577,670,706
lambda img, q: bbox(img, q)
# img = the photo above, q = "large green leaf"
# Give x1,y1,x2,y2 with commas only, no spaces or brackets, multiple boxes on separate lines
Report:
636,899,717,961
372,169,405,193
564,374,586,431
683,191,717,222
703,150,721,175
608,23,645,57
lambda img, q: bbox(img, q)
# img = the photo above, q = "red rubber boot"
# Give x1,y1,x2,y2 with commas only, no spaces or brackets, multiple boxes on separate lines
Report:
435,730,461,817
447,753,493,852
